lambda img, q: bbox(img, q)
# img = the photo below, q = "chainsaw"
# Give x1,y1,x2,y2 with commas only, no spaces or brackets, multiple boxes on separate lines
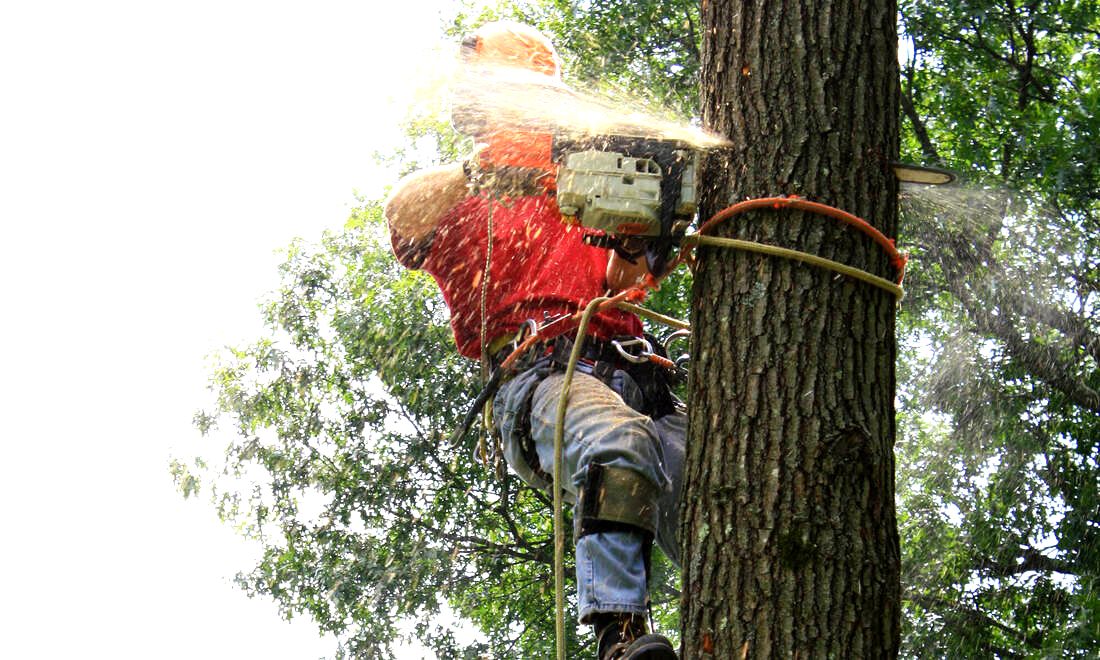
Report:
553,135,698,277
449,69,704,275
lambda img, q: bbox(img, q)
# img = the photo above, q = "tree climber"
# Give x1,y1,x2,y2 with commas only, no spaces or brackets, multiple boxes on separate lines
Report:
384,21,684,660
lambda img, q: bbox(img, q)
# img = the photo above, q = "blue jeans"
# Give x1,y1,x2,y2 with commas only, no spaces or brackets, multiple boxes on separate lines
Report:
493,363,685,622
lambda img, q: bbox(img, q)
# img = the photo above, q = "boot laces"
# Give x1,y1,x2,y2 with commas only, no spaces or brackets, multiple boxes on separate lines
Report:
600,614,646,660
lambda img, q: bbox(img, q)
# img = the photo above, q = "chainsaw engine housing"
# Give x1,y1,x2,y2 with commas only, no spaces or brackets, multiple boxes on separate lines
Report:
558,151,663,235
553,136,698,274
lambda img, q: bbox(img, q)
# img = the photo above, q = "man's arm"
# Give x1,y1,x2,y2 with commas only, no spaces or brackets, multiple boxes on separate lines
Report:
605,238,653,292
384,163,469,244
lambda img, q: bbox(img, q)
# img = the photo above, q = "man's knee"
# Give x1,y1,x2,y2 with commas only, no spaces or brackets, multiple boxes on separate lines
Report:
575,462,659,543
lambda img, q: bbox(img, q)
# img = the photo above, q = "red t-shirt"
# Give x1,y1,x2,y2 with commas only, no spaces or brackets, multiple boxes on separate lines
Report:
391,193,642,359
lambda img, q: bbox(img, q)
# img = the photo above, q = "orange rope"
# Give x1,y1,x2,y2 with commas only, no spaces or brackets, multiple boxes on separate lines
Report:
646,354,677,370
691,195,907,284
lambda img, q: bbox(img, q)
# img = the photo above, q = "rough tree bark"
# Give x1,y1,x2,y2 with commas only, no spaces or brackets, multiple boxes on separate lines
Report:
680,0,902,657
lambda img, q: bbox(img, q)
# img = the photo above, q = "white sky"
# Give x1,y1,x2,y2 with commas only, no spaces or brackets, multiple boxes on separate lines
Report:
0,2,457,657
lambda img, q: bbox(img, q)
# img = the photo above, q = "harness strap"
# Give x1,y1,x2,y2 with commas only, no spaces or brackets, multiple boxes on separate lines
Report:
549,334,681,420
548,335,626,382
575,462,659,626
455,329,679,483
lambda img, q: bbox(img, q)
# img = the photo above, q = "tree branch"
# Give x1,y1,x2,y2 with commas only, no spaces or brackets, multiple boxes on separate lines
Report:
924,225,1100,414
1008,293,1100,366
981,546,1080,578
906,591,1043,651
951,21,1057,105
683,0,701,65
959,290,1100,414
900,89,942,164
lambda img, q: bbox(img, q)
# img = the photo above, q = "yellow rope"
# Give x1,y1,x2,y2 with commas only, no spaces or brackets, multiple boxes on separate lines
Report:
553,296,608,660
682,234,905,300
476,198,496,465
616,301,691,331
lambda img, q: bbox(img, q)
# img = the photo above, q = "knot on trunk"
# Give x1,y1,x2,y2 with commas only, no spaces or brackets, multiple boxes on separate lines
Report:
820,425,876,478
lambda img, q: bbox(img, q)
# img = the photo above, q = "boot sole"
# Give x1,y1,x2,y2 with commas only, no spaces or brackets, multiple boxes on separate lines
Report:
621,633,678,660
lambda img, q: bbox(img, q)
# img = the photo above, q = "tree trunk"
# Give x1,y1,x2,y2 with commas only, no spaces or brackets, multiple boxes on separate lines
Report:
680,0,902,657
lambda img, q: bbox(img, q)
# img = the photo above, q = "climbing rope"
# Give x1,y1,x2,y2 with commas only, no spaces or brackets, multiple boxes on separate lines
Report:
683,195,907,299
684,235,905,298
477,197,495,465
552,296,603,660
549,288,649,660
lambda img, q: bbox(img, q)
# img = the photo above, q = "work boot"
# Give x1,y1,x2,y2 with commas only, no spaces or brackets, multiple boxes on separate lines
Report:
594,613,678,660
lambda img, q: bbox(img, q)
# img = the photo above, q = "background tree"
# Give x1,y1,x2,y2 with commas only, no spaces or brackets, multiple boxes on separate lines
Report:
173,0,1098,657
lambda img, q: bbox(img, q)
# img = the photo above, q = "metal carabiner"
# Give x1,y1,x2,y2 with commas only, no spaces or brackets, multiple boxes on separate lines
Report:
536,311,571,335
611,337,654,364
661,329,691,356
512,318,539,349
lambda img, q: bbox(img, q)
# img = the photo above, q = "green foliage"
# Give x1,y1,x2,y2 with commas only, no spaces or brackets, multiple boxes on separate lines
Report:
532,0,702,117
449,0,701,116
897,0,1099,655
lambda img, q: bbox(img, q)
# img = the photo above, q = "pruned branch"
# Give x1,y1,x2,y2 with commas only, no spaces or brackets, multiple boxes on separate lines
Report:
901,89,942,164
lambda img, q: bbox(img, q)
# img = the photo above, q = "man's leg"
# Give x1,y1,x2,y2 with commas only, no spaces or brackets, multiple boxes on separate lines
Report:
652,411,686,568
527,370,667,622
529,371,685,660
494,367,683,658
